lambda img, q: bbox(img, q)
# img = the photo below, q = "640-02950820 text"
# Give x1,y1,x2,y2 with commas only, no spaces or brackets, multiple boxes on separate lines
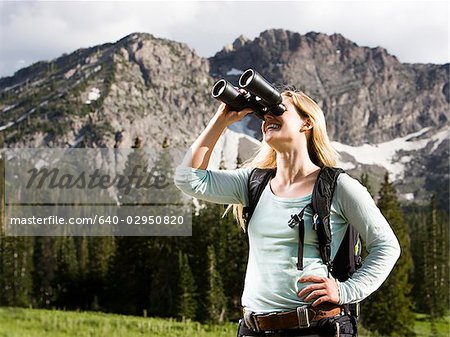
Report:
9,215,186,226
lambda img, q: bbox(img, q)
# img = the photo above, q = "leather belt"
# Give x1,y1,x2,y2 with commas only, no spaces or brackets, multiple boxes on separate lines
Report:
245,305,343,331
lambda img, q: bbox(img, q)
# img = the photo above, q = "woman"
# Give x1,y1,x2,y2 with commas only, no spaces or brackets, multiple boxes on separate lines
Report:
174,89,401,337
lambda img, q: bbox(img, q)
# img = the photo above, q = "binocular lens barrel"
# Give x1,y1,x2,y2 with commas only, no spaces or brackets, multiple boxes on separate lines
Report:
211,68,286,119
211,79,227,98
240,70,254,87
212,79,247,111
239,69,282,108
239,69,255,88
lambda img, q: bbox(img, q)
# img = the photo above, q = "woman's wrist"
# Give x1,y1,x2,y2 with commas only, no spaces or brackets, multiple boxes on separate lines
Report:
336,279,346,305
210,113,229,129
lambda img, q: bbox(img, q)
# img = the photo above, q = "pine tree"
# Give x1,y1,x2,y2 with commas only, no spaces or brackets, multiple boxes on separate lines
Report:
206,244,227,323
107,236,149,315
362,173,415,337
87,237,115,311
0,157,33,307
409,197,450,320
177,250,198,320
409,207,428,313
423,196,448,319
0,236,33,307
54,236,79,309
79,236,90,298
32,237,58,307
359,172,373,196
72,236,90,310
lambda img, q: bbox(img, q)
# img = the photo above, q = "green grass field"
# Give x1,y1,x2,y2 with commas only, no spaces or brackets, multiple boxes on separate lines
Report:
0,307,448,337
414,312,450,337
0,308,236,337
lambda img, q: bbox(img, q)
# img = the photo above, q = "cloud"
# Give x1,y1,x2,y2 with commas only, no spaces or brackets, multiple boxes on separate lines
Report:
168,1,448,63
0,1,201,77
0,1,448,78
301,1,448,64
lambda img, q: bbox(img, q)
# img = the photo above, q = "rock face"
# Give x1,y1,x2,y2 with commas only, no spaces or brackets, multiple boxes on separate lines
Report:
0,29,448,210
210,29,449,146
0,33,215,149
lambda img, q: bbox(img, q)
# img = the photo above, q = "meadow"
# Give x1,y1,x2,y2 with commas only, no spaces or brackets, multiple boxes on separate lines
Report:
0,307,448,337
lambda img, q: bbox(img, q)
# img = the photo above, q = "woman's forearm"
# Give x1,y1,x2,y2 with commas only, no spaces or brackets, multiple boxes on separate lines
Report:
179,100,253,169
180,114,228,170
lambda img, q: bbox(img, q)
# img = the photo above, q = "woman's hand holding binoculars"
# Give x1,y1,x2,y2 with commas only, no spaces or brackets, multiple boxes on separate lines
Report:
213,88,254,127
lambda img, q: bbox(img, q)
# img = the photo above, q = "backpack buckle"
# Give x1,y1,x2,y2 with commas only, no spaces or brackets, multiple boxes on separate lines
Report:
288,214,301,228
312,213,319,230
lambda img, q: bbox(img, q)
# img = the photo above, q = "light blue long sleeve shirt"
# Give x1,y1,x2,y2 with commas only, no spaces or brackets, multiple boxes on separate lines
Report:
174,166,401,314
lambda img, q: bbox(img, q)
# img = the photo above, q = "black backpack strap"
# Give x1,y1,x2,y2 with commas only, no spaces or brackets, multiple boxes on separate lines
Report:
288,203,312,270
311,167,345,275
242,167,276,233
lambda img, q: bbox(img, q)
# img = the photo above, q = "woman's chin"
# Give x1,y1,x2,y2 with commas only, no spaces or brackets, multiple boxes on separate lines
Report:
263,131,275,142
263,134,271,143
263,134,295,151
263,134,280,145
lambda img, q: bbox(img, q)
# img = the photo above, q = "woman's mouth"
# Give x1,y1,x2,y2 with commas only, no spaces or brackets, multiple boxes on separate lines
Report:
265,123,281,132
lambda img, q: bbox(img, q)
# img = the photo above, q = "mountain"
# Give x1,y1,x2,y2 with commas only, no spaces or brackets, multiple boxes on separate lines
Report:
0,33,215,149
210,30,448,145
0,29,448,210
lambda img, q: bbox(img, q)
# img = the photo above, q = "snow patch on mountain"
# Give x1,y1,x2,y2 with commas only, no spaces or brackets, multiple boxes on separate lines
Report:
209,128,260,169
208,126,448,184
226,68,244,76
333,126,449,180
181,125,448,211
85,87,101,104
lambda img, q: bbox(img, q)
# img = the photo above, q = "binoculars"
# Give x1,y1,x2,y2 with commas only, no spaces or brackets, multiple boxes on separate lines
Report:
211,69,286,119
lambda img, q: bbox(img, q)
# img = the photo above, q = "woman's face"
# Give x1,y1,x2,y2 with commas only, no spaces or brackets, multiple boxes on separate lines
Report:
261,96,311,149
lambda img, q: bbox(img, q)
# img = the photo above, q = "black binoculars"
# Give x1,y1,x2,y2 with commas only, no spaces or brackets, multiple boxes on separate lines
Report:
211,69,286,119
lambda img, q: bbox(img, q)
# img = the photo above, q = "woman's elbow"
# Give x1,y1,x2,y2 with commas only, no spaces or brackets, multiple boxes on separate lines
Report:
173,173,203,198
173,173,191,196
173,174,183,190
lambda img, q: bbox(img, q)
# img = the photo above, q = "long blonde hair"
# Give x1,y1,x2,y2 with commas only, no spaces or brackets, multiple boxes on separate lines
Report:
226,90,340,232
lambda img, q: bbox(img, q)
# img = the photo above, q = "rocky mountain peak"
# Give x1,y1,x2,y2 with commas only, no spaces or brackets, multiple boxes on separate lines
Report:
209,29,447,146
233,35,250,50
0,29,448,210
0,31,213,149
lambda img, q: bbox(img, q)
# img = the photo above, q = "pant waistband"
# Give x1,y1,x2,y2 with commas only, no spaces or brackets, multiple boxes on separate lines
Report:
243,304,343,331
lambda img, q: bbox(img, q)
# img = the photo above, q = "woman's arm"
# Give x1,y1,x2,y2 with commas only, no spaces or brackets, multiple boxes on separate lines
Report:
175,101,254,205
334,173,401,304
174,166,253,205
179,102,252,169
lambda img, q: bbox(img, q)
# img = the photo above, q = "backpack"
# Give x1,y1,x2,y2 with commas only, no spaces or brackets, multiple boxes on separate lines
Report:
241,166,363,316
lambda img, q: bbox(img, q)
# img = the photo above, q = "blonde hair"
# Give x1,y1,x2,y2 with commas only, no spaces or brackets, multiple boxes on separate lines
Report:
225,90,340,232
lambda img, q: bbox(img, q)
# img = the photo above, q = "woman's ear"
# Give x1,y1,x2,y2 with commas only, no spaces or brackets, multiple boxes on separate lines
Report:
299,121,313,132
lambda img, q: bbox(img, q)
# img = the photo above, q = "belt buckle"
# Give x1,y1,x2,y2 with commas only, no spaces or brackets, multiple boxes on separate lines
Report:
296,305,311,328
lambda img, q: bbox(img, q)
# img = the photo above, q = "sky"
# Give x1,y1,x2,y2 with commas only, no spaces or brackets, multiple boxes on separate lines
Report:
0,0,448,78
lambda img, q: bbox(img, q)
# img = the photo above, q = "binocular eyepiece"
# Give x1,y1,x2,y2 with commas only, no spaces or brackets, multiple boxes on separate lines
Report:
211,69,286,119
